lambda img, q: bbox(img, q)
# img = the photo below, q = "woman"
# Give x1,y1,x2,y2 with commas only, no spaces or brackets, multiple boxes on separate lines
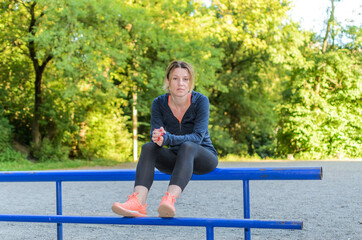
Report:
112,60,218,218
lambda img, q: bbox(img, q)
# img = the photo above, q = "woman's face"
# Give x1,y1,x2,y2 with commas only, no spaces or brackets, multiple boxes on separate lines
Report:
167,68,190,97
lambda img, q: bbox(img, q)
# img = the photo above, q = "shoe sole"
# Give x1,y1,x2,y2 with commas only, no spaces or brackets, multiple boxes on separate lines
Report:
158,203,175,218
112,203,147,217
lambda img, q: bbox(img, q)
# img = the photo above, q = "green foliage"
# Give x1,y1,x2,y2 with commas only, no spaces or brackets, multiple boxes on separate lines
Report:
208,0,297,158
277,42,362,159
1,0,132,161
79,111,132,161
32,138,69,162
112,0,224,139
0,0,360,163
0,113,13,149
209,124,248,157
0,158,122,171
0,147,27,163
0,113,27,162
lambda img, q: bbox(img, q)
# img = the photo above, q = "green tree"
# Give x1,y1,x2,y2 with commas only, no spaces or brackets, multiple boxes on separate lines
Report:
1,0,133,160
277,0,361,159
207,0,304,157
2,0,359,162
112,0,223,147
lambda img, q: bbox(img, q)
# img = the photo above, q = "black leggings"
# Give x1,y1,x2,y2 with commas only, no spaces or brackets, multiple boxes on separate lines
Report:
135,141,218,191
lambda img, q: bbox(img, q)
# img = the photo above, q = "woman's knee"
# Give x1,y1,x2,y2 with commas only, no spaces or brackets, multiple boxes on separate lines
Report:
179,141,198,151
141,142,158,153
193,150,218,175
193,159,217,175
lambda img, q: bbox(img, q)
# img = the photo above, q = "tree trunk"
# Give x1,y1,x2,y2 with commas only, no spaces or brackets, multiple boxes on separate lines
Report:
32,72,42,150
28,2,41,151
45,120,58,140
27,2,52,152
322,0,335,53
317,0,335,97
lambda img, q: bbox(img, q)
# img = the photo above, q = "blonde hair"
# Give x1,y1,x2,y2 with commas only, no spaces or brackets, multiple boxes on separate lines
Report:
163,60,195,92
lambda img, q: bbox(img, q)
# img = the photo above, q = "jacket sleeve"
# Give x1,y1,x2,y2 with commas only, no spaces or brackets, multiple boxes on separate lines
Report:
150,98,164,141
162,95,210,146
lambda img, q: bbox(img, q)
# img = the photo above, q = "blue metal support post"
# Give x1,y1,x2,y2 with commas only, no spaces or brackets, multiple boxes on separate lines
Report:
243,180,251,240
56,181,63,240
206,226,214,240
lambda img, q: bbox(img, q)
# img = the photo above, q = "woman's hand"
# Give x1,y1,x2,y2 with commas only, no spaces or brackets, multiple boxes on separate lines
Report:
152,127,166,146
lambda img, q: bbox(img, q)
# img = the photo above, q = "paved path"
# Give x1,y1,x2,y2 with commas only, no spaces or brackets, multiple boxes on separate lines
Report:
0,161,361,239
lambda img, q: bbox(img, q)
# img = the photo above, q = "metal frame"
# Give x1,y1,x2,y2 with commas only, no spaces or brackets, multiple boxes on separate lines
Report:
0,167,322,240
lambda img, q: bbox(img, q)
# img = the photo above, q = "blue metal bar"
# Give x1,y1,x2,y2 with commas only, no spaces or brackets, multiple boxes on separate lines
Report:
206,226,214,240
0,167,323,182
56,181,63,240
0,167,319,239
243,180,251,240
0,215,303,229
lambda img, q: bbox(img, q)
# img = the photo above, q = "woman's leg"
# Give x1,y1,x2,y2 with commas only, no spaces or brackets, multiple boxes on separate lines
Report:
157,141,218,217
133,142,155,204
134,142,177,189
168,141,218,191
137,141,218,193
112,142,175,217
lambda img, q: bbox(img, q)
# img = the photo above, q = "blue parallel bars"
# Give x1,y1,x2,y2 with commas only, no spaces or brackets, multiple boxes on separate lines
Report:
0,167,322,240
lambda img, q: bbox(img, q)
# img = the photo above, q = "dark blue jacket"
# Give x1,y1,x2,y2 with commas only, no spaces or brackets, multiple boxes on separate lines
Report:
150,91,217,155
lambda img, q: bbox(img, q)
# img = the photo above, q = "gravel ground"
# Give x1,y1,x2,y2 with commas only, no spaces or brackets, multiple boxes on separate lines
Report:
0,161,361,240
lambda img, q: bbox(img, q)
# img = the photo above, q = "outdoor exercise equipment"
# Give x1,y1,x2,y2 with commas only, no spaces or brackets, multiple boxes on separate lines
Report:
0,167,322,240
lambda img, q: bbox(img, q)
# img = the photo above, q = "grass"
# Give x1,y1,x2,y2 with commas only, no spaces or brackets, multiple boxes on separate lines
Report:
1,155,274,171
0,158,125,171
1,155,358,171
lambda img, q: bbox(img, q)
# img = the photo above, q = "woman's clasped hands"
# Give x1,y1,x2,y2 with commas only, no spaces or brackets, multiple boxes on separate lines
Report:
152,127,166,146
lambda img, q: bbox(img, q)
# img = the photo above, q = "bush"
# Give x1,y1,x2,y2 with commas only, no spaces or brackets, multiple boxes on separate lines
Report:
0,147,27,162
33,138,70,162
79,112,132,162
209,125,247,156
0,114,13,150
0,114,27,162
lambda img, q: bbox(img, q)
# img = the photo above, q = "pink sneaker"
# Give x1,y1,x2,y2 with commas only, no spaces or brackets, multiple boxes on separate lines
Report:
158,192,178,218
112,193,148,217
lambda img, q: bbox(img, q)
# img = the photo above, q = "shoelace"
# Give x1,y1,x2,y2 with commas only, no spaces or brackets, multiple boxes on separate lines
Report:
127,192,139,199
164,192,178,203
126,192,148,208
